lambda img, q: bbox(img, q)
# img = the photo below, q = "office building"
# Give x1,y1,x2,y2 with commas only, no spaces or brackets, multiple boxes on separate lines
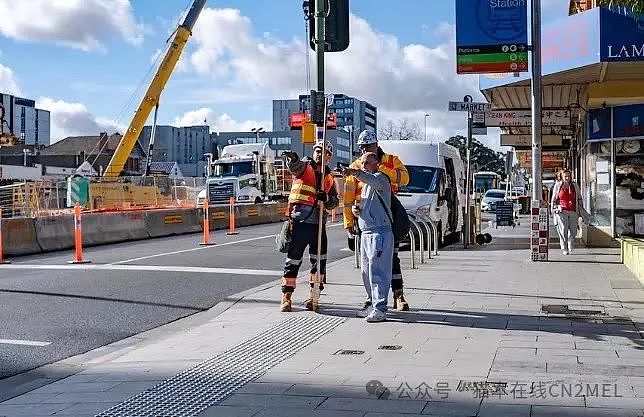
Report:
0,93,50,146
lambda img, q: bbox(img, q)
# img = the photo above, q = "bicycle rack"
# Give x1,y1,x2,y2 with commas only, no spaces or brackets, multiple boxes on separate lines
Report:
416,213,439,257
408,217,426,264
411,214,433,260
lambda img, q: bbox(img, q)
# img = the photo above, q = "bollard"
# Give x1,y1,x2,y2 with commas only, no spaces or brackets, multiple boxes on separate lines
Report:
0,208,11,264
68,203,91,264
200,199,216,246
227,197,239,235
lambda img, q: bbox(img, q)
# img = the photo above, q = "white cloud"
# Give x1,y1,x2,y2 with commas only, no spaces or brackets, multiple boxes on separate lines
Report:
0,0,145,51
183,9,484,141
0,63,21,95
172,107,271,133
36,97,124,143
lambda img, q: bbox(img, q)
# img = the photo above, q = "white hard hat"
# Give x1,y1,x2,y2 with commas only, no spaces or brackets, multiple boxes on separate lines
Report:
313,140,333,155
357,130,377,146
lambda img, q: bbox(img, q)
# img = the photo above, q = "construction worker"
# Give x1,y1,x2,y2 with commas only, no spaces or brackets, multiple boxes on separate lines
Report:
344,130,410,311
280,140,339,312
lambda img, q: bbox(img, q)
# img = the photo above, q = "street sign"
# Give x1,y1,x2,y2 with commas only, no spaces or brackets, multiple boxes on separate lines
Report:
501,134,563,147
455,0,528,74
484,109,571,127
448,101,491,112
472,112,487,135
472,127,488,135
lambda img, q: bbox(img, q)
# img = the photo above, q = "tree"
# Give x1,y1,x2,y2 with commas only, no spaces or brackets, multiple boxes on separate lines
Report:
445,135,507,176
597,0,644,16
378,119,422,141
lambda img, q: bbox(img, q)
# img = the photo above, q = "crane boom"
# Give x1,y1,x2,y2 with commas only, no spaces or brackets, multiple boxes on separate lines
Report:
103,0,207,177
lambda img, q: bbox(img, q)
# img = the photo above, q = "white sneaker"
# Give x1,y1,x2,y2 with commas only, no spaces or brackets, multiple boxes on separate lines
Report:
366,308,387,322
562,250,569,255
357,306,373,318
568,248,574,254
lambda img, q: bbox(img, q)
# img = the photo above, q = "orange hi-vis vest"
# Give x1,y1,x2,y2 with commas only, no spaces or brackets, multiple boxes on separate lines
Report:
343,152,409,229
288,163,334,207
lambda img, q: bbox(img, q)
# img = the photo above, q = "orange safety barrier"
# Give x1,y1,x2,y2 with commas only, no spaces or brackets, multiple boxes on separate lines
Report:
227,197,239,235
0,208,11,264
69,203,91,264
200,199,215,246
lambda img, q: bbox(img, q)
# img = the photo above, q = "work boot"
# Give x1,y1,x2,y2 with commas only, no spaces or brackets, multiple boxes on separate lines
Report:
393,289,410,311
305,286,320,311
280,292,292,312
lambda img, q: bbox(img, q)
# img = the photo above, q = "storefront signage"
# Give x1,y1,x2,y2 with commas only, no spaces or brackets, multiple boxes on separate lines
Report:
613,104,644,138
500,134,563,147
455,0,528,74
485,109,571,127
600,8,644,63
516,151,566,170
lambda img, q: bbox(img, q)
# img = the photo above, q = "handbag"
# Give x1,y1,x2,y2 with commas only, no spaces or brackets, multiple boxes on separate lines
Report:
275,220,292,253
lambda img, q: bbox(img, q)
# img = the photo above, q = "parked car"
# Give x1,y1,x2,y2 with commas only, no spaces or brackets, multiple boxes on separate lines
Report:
481,189,507,212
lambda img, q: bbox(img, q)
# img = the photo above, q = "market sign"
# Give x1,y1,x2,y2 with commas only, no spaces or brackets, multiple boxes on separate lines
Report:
455,0,528,74
501,134,563,147
484,109,571,127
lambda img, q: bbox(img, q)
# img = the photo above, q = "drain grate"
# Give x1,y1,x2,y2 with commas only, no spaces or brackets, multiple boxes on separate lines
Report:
95,315,344,417
334,349,364,355
378,345,402,350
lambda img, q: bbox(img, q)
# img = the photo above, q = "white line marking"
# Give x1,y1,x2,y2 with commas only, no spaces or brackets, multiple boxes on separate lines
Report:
0,338,51,347
113,234,278,264
0,264,282,276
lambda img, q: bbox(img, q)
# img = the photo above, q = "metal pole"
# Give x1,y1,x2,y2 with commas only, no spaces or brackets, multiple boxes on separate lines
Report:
530,0,543,203
348,126,354,159
144,103,159,176
424,115,427,141
464,109,472,249
315,0,325,92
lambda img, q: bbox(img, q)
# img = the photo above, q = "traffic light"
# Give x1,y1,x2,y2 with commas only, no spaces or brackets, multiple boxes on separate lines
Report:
310,90,326,126
307,0,350,52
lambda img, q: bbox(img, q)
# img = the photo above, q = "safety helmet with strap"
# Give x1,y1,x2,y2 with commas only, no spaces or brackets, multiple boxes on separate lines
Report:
357,130,377,146
313,140,333,155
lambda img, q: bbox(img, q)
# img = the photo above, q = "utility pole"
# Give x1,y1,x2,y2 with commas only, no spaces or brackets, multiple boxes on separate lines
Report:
531,0,543,203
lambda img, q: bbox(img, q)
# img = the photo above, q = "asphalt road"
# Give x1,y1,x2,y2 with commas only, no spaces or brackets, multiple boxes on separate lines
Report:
0,221,351,379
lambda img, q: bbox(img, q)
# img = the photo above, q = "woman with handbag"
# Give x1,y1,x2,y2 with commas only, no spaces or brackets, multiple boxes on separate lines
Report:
550,169,585,255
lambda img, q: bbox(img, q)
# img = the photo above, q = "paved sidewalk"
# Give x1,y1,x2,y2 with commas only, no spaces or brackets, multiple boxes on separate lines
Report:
1,224,643,417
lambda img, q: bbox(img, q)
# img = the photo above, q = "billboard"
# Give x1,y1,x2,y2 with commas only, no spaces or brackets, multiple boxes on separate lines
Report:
455,0,528,74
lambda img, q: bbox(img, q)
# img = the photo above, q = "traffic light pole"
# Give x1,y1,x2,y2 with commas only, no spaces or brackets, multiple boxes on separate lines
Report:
531,0,543,203
315,0,325,93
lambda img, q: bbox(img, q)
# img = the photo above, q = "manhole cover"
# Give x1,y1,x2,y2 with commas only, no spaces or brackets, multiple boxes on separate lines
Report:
378,345,402,350
334,349,364,355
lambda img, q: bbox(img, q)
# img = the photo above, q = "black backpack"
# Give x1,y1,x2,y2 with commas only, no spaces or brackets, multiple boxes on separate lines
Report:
375,190,411,241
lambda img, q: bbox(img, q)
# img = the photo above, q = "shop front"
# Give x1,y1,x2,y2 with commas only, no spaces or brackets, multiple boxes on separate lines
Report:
479,5,644,246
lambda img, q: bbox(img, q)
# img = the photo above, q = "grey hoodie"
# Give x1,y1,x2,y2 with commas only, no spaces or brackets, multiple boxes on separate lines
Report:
354,170,392,233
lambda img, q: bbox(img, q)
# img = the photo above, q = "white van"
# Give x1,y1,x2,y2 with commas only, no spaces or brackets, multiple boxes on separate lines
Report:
378,141,466,245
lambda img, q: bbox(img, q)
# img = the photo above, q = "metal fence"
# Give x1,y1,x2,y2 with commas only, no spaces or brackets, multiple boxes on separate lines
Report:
0,177,207,218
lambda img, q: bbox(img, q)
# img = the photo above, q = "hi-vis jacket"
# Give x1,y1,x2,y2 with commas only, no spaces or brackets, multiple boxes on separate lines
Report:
343,148,409,229
287,157,338,224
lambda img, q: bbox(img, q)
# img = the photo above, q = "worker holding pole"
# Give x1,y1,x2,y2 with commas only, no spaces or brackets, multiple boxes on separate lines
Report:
279,143,338,312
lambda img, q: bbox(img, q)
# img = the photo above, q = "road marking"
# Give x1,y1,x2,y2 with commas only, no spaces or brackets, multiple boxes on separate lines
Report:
113,234,279,264
0,264,282,276
0,338,51,347
113,223,343,264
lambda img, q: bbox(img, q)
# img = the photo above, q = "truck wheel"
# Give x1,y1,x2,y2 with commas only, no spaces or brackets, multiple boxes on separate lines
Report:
254,197,262,204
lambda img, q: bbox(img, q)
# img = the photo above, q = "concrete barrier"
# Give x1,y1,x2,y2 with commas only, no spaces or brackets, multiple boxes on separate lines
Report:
35,215,75,252
83,211,149,245
2,218,41,256
144,209,201,237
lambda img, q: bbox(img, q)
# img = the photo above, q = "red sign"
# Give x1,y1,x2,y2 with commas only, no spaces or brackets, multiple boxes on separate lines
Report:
289,112,309,129
326,113,337,129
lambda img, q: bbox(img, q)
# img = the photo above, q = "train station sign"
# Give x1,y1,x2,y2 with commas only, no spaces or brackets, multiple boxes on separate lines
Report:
455,0,528,74
484,109,571,127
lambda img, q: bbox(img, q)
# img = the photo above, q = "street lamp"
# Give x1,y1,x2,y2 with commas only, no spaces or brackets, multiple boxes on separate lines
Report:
424,114,430,141
22,148,29,167
251,127,264,143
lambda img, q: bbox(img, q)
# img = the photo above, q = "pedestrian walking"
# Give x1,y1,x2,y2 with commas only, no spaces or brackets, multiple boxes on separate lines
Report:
343,130,410,312
551,169,585,255
341,152,394,323
280,141,339,312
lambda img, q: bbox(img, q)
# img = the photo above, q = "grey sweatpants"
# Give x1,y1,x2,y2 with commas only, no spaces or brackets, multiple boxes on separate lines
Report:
555,210,578,252
361,230,394,312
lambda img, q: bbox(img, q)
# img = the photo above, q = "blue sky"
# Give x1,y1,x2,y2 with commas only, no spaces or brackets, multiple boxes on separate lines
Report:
0,0,569,146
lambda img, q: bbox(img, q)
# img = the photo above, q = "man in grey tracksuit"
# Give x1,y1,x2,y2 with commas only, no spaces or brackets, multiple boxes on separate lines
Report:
341,152,394,322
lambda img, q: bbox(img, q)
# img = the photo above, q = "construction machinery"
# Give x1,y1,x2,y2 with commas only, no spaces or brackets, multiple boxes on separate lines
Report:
102,0,207,177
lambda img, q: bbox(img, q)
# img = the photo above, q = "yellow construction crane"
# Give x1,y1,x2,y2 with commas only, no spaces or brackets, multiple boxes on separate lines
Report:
103,0,207,177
